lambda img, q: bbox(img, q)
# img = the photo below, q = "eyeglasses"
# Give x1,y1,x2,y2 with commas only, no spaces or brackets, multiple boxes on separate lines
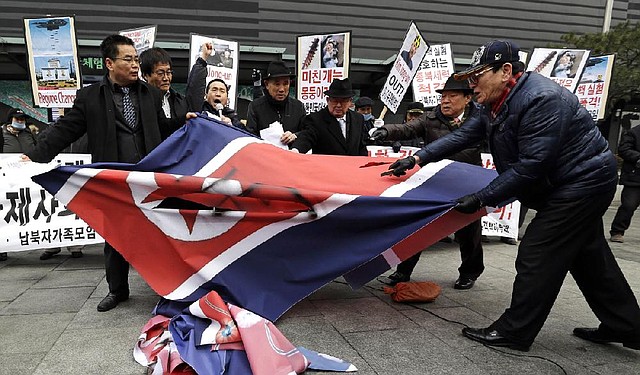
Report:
113,56,140,64
153,70,173,77
467,65,495,85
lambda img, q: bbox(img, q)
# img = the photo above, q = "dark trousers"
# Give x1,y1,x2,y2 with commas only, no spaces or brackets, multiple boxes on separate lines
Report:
492,189,640,347
104,242,130,297
397,219,484,280
610,185,640,235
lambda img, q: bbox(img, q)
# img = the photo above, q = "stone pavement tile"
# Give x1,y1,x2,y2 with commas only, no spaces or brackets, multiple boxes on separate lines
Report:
460,344,590,375
70,294,159,330
306,279,373,300
402,306,492,351
0,352,46,375
0,313,75,354
555,337,640,368
276,315,376,374
0,263,57,282
32,327,146,375
55,249,104,271
406,304,493,329
31,268,105,289
0,286,94,315
545,296,599,324
445,288,511,318
589,361,640,375
344,328,479,375
280,299,323,318
0,278,37,302
311,296,418,334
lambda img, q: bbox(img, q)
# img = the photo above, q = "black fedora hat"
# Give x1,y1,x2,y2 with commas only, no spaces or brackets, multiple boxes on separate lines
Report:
264,60,295,79
435,76,474,94
323,78,355,98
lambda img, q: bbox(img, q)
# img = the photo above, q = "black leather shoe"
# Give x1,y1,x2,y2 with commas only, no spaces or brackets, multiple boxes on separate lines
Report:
97,293,129,312
0,252,7,261
70,251,83,258
40,248,61,260
454,277,475,290
573,327,640,350
462,327,530,351
500,237,517,245
378,271,410,286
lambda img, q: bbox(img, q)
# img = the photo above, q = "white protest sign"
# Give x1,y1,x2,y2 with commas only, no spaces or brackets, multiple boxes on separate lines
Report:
379,22,430,114
0,154,104,252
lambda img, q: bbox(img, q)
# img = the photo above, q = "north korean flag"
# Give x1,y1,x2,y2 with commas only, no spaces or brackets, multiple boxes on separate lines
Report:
33,115,497,321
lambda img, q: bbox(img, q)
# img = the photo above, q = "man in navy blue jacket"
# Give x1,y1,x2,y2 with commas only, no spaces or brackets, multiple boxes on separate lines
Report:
386,40,640,352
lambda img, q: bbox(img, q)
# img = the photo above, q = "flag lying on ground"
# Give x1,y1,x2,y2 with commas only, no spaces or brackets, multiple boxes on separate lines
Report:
33,115,497,321
135,291,357,374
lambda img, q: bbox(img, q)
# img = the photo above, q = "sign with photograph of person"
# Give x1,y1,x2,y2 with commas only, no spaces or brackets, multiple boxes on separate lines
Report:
296,31,351,114
380,22,430,114
411,43,454,108
575,54,615,121
526,48,591,93
119,25,157,55
23,15,82,108
0,154,104,252
189,34,239,109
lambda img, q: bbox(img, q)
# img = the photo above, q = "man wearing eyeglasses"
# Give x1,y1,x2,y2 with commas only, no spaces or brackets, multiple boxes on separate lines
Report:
371,76,483,291
384,40,640,352
140,47,187,121
291,78,367,156
23,34,192,313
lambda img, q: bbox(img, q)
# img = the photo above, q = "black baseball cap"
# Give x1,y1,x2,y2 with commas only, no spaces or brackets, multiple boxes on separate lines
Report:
7,108,28,122
454,40,520,80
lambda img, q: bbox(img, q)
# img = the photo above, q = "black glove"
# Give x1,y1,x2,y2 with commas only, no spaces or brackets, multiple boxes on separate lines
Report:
370,128,388,141
252,69,262,86
454,194,483,214
383,156,416,177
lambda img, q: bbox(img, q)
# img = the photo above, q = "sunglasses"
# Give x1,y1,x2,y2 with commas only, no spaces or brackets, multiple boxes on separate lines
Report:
467,65,496,85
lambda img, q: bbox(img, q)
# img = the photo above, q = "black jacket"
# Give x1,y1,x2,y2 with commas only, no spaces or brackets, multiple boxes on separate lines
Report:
167,88,188,121
2,125,37,154
618,125,640,187
415,72,617,209
246,94,306,137
292,107,367,156
383,104,481,165
27,76,180,163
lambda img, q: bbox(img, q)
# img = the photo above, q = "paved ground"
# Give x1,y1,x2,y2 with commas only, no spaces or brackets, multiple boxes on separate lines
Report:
1,187,639,375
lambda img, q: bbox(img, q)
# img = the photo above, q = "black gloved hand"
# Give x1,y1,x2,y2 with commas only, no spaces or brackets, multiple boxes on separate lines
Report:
454,194,483,214
252,69,262,86
383,156,416,177
370,128,388,141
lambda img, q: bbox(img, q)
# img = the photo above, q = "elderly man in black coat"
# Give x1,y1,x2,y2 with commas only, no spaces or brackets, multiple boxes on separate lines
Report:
610,125,640,243
291,78,367,156
24,34,189,312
